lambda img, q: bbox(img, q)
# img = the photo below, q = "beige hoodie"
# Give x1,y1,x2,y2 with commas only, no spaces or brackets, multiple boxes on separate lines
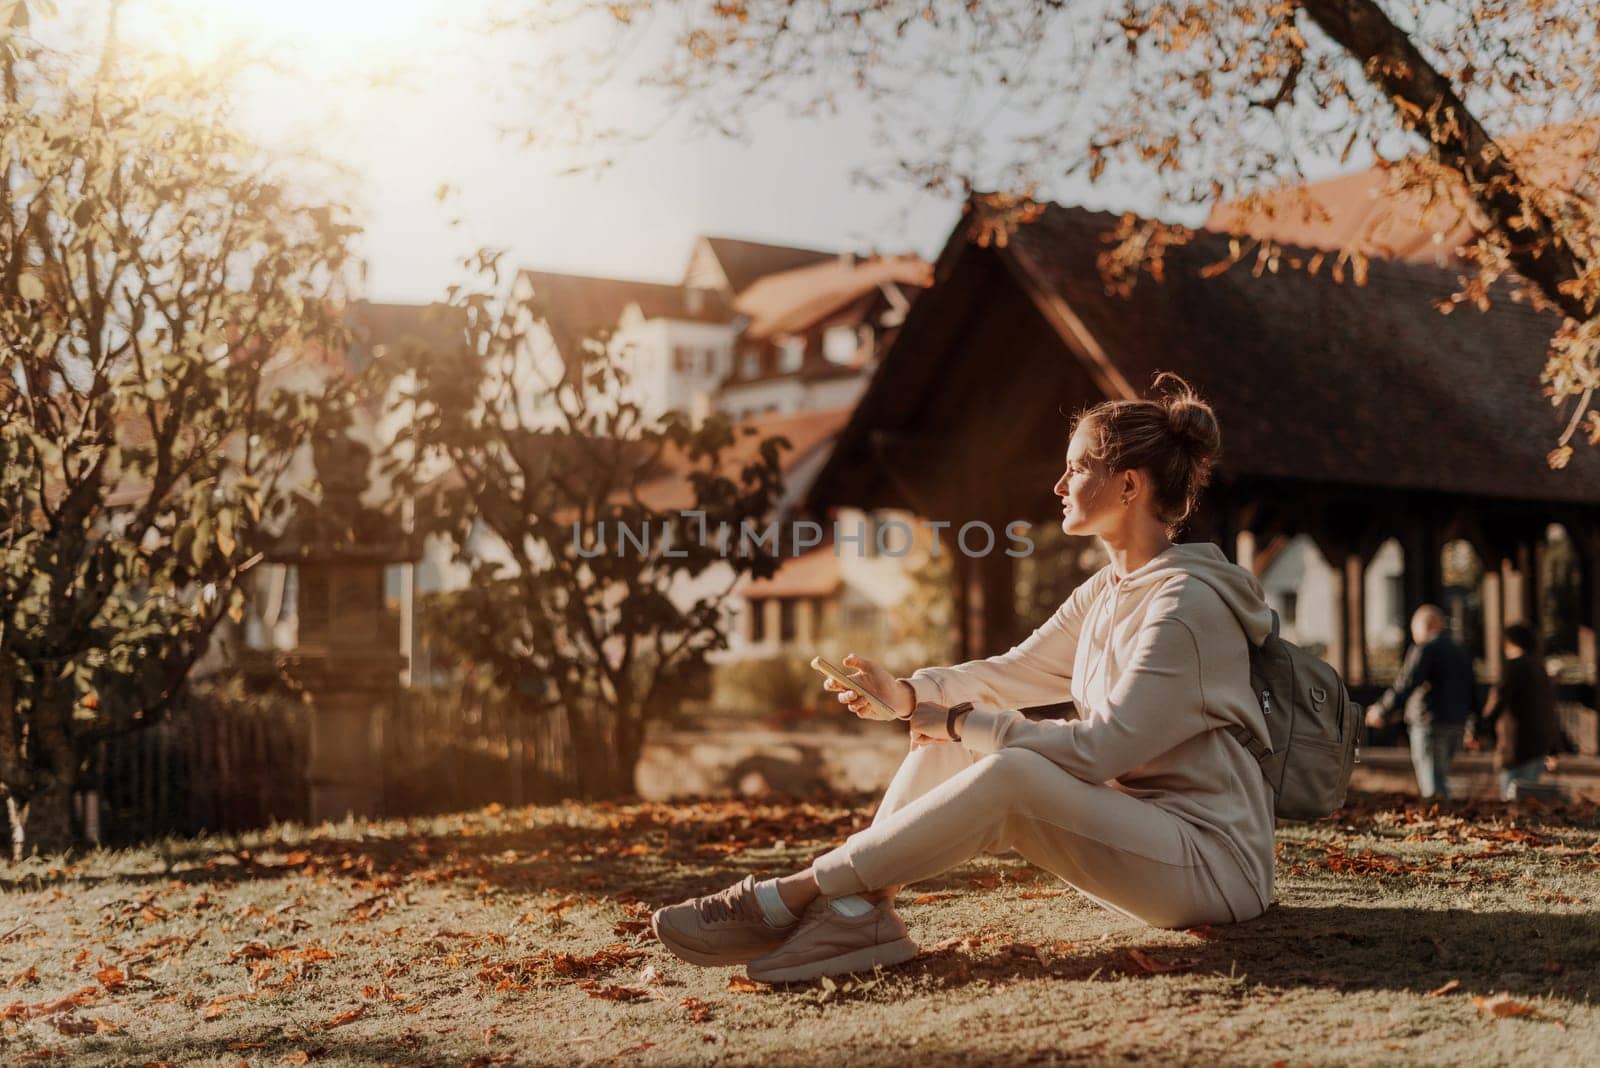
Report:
904,541,1276,919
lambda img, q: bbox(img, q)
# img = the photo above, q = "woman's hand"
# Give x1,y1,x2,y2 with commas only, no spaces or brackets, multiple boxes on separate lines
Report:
908,701,969,747
823,653,915,721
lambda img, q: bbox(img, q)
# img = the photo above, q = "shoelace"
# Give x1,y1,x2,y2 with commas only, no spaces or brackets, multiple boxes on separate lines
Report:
696,880,757,924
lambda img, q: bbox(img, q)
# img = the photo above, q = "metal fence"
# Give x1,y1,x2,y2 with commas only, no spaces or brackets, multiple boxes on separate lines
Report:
81,684,583,846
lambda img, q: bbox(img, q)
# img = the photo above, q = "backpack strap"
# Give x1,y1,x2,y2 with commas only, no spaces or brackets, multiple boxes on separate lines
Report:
1227,722,1273,759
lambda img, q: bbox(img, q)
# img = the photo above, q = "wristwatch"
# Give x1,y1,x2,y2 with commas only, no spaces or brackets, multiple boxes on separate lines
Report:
947,701,974,741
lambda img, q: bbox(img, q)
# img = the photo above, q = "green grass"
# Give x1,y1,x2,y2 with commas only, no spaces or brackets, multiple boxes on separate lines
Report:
1,791,1596,1066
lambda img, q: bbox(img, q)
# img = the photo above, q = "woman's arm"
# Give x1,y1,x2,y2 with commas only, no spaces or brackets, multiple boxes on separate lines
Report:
901,570,1102,712
954,612,1214,782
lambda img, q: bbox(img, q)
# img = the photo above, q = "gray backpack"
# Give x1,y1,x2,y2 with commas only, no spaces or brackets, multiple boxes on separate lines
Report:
1228,611,1359,820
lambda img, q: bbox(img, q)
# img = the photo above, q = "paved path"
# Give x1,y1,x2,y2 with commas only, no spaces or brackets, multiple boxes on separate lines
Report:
638,720,1600,802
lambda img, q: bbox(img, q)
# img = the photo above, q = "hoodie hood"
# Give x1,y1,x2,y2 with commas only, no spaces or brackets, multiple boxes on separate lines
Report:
1113,542,1275,647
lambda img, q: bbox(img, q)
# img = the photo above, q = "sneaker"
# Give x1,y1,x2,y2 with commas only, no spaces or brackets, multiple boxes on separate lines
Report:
746,896,918,983
651,875,793,966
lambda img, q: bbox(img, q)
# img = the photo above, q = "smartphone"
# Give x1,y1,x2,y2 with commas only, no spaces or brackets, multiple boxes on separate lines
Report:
810,655,901,721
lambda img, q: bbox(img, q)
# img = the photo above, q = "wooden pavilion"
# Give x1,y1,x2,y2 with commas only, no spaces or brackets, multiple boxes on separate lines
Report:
805,203,1600,711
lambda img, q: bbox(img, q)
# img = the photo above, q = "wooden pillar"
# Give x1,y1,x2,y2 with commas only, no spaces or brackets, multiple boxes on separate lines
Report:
967,526,1017,657
1401,512,1441,618
1579,537,1597,684
1527,537,1546,641
1344,552,1368,686
1482,565,1505,683
1236,530,1257,573
1501,555,1527,625
1581,530,1600,714
954,551,975,661
1328,550,1349,678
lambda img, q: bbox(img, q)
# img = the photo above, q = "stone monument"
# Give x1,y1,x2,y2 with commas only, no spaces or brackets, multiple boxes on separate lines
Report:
269,418,415,822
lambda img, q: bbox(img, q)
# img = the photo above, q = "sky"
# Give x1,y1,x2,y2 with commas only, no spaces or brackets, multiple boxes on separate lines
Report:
55,0,1402,308
65,0,982,305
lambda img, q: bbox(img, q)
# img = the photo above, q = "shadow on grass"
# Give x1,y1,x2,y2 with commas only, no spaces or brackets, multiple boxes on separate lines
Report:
57,1032,498,1068
777,903,1599,1008
0,793,878,901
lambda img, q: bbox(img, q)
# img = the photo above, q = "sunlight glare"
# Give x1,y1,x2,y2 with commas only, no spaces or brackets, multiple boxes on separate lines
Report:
143,0,449,71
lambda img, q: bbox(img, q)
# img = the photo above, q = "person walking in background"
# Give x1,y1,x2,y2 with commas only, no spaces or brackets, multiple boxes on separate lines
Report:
1469,623,1561,800
1364,605,1476,799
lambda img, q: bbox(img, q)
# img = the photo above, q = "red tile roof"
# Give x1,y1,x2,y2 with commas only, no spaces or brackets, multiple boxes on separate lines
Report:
636,407,853,512
736,256,930,340
738,543,842,598
516,270,734,360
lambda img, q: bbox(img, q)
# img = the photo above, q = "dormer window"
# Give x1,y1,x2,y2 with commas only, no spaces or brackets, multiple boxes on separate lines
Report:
779,336,805,373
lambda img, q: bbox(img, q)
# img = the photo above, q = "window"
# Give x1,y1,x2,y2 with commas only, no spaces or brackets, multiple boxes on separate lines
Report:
748,598,766,643
702,348,718,376
673,345,692,372
1281,591,1299,626
778,598,797,643
741,347,761,379
779,336,805,373
823,324,857,364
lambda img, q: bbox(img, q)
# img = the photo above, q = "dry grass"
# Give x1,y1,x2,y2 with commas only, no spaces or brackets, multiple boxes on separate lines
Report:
1,791,1597,1066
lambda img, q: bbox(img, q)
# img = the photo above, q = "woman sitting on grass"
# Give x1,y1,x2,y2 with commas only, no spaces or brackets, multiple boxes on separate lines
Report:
653,373,1277,983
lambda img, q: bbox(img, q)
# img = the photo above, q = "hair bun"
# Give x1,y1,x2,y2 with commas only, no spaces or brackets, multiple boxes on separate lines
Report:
1151,372,1221,460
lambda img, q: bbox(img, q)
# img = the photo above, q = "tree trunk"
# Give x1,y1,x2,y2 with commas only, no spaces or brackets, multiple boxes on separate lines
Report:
568,702,640,800
5,776,75,861
1299,0,1592,322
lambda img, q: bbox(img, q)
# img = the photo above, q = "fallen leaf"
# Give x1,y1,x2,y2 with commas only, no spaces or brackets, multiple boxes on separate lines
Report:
1184,925,1223,941
679,996,714,1023
638,964,663,985
725,975,763,993
280,1052,311,1066
1126,948,1197,974
577,981,650,1003
322,1005,367,1029
49,1015,97,1036
94,966,126,992
1473,992,1537,1018
1426,978,1461,997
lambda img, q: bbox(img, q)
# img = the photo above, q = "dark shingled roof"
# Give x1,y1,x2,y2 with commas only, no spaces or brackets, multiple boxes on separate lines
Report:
1002,205,1600,503
813,203,1600,511
701,237,838,295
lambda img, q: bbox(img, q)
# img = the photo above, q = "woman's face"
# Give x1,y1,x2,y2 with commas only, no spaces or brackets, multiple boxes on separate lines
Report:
1055,424,1122,537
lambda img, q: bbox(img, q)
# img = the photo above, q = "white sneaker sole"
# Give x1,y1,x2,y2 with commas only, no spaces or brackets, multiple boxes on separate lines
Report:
746,936,919,983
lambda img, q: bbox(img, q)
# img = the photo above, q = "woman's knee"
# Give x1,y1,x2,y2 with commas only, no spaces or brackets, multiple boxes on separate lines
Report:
966,746,1061,804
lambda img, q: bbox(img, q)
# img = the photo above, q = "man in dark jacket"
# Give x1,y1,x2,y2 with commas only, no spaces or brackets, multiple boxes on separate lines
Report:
1365,605,1476,799
1471,623,1561,800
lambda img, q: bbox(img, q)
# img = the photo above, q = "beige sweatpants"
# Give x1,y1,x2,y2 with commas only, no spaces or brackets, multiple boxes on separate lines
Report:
810,742,1254,929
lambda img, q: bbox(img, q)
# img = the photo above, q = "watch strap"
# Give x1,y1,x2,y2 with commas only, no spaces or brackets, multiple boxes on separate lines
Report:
947,701,974,741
